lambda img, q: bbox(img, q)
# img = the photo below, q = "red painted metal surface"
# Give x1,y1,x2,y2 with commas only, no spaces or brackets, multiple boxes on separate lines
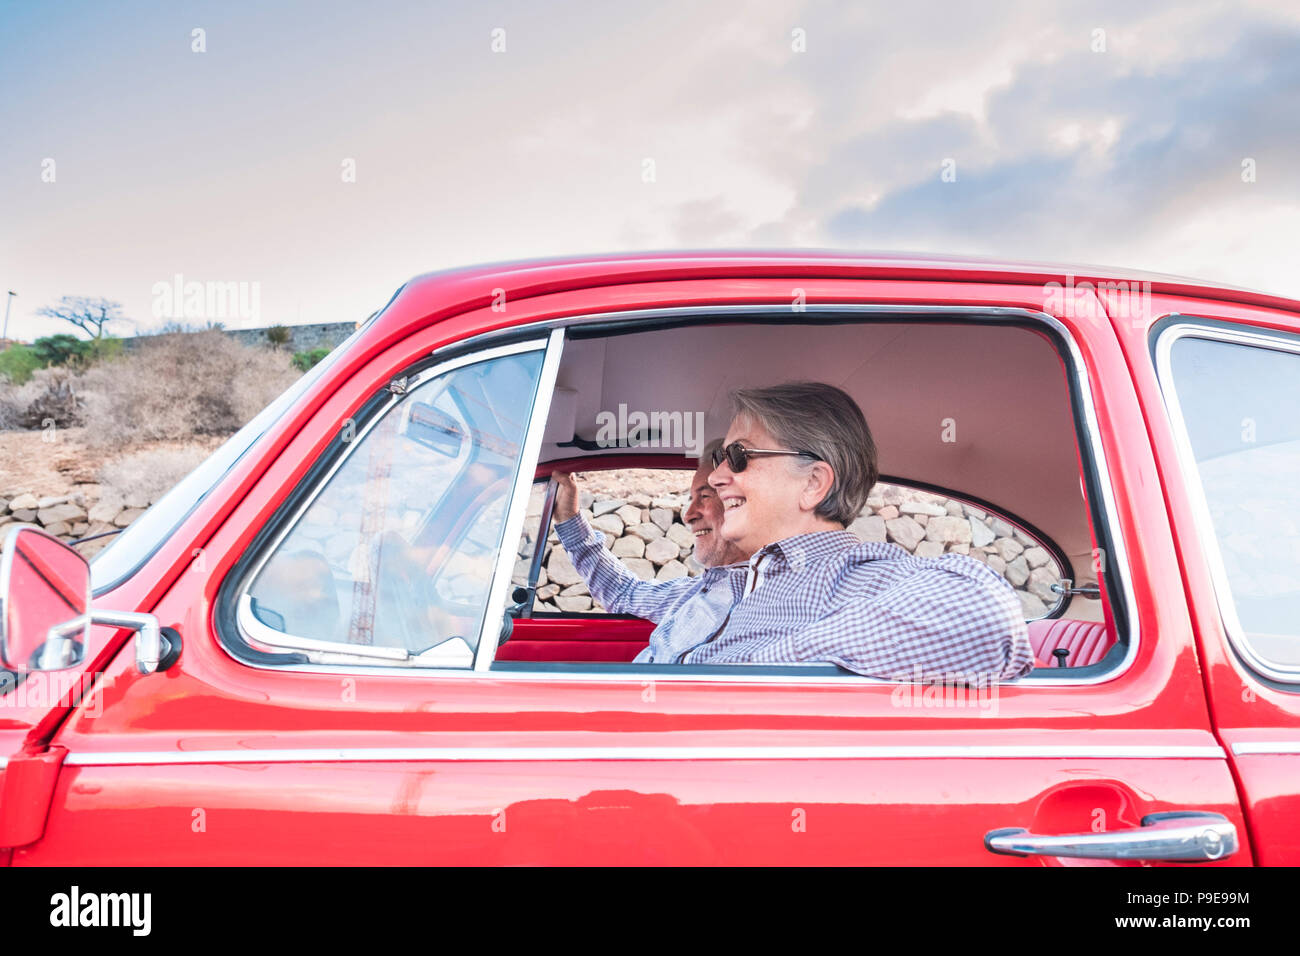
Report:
3,252,1295,864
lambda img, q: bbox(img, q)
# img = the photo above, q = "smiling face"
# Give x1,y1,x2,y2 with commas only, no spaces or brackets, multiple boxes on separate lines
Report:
682,457,750,567
709,413,841,555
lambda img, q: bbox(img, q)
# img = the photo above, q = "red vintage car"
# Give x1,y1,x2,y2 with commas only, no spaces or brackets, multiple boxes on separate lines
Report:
1,251,1297,865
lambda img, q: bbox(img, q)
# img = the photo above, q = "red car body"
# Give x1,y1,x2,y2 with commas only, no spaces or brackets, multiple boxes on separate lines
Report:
1,251,1297,865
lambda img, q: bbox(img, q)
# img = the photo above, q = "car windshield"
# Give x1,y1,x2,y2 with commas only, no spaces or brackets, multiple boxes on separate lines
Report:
89,313,382,594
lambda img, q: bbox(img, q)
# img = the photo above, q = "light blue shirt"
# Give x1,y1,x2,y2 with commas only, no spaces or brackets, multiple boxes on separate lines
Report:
554,515,746,662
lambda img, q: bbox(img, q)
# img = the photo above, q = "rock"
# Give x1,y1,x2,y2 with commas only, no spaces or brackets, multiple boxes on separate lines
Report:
640,509,651,523
915,540,944,558
650,508,674,533
592,498,624,517
645,537,679,565
602,533,616,550
885,516,925,551
620,557,655,580
8,493,38,511
12,509,37,522
865,494,885,510
512,558,532,582
945,500,963,517
963,504,987,520
630,522,664,542
0,499,7,513
848,514,887,543
651,495,681,510
881,486,905,506
901,501,946,517
535,601,559,613
37,494,68,509
0,515,11,527
666,523,695,549
924,515,972,544
969,517,996,548
615,504,642,527
946,542,970,555
1024,547,1052,569
876,505,899,520
1018,591,1048,619
555,595,592,612
536,583,560,601
612,535,645,558
627,492,651,508
546,548,583,587
914,514,929,527
995,537,1024,561
577,490,594,510
43,521,71,537
1028,566,1059,603
656,560,688,581
990,518,1015,538
1006,555,1030,587
1014,528,1036,547
536,566,548,587
685,554,705,575
560,582,589,597
986,554,1007,575
125,491,151,510
37,503,87,527
591,513,624,536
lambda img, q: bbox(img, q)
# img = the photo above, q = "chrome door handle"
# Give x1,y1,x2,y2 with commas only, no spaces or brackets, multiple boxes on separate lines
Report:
985,812,1238,862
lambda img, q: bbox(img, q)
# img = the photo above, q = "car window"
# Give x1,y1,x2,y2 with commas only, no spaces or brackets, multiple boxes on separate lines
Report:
523,471,1068,621
242,347,545,665
1162,329,1300,674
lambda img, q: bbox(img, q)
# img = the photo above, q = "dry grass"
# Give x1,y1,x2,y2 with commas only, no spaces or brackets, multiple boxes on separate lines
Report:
97,445,214,508
77,330,298,447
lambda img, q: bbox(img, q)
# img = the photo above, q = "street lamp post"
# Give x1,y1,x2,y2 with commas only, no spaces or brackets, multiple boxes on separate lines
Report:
2,291,14,344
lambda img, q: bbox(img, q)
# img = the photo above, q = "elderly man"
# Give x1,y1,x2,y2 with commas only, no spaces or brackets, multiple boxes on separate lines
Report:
692,381,1033,681
550,439,751,663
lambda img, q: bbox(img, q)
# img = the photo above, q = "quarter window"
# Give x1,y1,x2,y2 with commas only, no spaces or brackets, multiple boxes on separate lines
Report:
1160,327,1300,676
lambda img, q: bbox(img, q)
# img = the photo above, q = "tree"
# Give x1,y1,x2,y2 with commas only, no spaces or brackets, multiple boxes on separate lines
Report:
31,334,91,367
265,325,291,349
36,296,125,339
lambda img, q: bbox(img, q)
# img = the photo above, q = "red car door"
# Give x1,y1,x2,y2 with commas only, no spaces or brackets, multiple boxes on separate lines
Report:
1130,292,1300,865
6,264,1254,865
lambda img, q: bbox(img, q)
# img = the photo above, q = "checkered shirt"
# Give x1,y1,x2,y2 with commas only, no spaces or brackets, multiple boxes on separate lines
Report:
555,517,1033,681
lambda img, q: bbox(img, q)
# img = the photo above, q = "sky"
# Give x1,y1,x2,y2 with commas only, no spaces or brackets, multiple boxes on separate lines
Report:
2,0,1298,341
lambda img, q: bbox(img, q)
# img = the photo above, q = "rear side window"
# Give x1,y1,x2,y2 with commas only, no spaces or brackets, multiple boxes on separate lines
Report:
1158,325,1300,679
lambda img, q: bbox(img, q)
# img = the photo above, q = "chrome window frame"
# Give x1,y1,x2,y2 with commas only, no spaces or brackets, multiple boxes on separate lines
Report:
1153,318,1300,684
231,332,563,668
224,303,1137,688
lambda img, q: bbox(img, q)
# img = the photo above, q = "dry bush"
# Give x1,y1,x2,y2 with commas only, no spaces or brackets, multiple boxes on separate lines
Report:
98,445,213,508
79,331,298,446
0,367,84,430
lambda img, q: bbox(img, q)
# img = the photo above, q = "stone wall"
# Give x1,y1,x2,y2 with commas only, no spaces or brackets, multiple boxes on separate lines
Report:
121,321,356,354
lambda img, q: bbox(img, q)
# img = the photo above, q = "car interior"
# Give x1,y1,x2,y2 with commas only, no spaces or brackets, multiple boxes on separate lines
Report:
496,314,1124,678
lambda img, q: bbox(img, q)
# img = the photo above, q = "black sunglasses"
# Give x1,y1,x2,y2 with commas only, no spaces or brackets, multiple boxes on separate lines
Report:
711,441,822,472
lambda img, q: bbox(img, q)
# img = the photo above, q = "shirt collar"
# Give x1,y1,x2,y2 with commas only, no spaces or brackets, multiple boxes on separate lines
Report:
750,529,862,572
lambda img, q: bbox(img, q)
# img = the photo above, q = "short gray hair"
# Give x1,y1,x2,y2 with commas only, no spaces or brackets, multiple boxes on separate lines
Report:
699,437,724,469
729,382,877,525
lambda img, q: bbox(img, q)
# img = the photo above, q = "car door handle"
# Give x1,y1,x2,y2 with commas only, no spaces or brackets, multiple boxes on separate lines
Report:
985,811,1238,862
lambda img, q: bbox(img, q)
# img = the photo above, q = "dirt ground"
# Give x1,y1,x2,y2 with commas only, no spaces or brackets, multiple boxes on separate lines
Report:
0,427,224,498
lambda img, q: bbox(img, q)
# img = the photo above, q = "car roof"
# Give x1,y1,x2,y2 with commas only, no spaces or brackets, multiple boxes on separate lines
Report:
392,248,1300,320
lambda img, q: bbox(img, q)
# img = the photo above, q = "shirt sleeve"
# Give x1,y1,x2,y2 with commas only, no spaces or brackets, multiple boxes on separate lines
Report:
771,555,1034,681
552,514,700,623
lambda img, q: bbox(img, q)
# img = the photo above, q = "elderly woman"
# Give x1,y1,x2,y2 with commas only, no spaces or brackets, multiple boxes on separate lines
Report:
690,382,1033,682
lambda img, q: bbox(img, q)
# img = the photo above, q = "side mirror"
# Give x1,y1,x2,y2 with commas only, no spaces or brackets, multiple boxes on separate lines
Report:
0,527,179,676
0,526,91,671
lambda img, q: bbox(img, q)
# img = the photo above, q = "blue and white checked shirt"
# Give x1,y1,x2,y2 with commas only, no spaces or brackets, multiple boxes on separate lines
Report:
555,516,1033,681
